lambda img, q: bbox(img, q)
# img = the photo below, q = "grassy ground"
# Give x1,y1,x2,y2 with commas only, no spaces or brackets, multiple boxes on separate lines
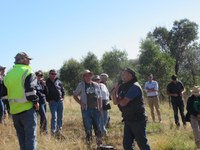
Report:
0,96,199,150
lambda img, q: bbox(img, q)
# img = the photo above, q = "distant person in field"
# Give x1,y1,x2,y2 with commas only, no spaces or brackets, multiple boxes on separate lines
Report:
186,86,200,148
73,70,102,146
0,66,10,119
92,75,111,137
0,65,6,123
144,73,162,123
112,68,151,150
100,73,111,128
46,69,65,136
167,75,186,128
35,70,48,134
0,52,39,150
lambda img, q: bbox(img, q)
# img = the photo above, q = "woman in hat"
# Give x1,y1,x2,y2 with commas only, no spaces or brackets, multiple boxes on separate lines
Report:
186,86,200,148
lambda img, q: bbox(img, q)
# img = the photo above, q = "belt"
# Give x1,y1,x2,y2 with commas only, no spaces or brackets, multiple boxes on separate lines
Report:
148,95,157,98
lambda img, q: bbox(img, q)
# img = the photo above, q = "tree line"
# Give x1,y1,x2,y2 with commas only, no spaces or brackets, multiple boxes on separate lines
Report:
46,18,200,99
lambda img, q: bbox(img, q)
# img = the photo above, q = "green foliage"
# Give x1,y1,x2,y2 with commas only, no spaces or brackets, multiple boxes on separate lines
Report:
138,38,175,96
150,18,199,75
60,58,83,95
101,48,129,81
81,52,102,74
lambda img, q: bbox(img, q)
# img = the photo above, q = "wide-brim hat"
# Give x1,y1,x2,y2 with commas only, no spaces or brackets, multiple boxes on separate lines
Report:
82,69,93,77
190,86,200,95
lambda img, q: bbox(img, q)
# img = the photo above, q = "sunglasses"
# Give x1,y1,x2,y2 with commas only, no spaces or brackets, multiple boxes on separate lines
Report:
50,73,57,75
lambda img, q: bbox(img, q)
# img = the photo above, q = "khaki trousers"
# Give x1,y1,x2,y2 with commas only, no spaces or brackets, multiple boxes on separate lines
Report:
190,115,200,147
147,96,161,122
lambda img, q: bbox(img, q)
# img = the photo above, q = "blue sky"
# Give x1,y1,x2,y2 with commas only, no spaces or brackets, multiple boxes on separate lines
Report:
0,0,200,72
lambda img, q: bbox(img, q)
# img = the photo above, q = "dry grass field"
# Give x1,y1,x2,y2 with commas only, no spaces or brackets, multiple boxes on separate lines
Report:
0,96,198,150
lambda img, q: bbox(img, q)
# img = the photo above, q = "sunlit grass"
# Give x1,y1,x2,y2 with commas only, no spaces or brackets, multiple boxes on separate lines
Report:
0,96,198,150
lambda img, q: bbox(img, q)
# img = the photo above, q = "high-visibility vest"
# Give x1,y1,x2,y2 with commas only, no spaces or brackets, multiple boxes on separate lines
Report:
4,64,34,114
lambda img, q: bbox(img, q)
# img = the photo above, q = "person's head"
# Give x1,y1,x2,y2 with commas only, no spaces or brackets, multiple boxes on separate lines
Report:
82,69,93,84
100,73,109,83
0,65,6,75
49,69,57,81
171,75,177,83
190,86,200,97
148,73,153,81
121,68,137,83
35,70,44,80
14,52,32,65
92,75,101,83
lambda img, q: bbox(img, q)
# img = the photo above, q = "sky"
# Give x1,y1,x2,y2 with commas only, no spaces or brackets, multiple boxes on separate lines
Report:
0,0,200,72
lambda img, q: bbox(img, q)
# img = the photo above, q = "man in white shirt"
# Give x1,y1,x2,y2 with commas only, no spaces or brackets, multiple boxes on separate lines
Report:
145,74,162,123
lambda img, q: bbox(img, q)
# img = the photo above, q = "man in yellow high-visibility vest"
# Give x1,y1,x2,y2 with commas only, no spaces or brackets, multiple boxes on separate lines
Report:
1,52,39,150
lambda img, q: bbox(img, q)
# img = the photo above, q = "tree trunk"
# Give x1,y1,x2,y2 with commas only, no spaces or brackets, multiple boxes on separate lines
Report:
175,60,179,75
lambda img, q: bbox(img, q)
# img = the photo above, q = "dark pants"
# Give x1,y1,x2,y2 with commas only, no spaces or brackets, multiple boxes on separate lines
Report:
0,99,4,123
123,120,151,150
2,99,10,116
171,98,186,126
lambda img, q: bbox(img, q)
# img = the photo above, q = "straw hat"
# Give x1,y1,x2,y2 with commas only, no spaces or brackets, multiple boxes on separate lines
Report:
82,69,93,77
190,86,200,95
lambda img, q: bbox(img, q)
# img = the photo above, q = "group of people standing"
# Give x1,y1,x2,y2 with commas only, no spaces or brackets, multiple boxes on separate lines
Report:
145,73,200,149
73,70,111,146
1,51,200,150
0,52,65,150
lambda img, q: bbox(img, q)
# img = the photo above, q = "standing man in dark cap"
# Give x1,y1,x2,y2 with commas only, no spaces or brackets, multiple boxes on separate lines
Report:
167,75,186,128
112,68,151,150
0,52,39,150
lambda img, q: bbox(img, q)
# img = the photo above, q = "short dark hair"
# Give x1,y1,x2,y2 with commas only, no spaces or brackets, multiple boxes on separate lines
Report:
49,69,56,74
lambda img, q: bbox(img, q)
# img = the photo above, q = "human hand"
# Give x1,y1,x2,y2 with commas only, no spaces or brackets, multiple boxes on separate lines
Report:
80,102,86,110
34,102,40,111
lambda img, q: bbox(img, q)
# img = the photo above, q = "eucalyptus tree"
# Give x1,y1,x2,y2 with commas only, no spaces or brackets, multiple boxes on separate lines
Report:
149,19,199,75
60,58,83,95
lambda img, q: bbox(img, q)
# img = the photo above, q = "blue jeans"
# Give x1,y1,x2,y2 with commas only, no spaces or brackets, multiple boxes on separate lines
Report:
81,108,101,140
0,99,4,123
123,120,151,150
38,103,48,133
100,110,108,135
12,108,37,150
49,100,64,133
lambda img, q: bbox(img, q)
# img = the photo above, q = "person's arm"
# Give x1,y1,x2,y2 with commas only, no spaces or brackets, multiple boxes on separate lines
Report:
24,73,39,110
167,84,178,97
0,81,8,99
60,81,65,99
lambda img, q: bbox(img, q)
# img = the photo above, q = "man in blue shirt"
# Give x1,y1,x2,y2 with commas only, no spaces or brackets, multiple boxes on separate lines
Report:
145,74,162,123
112,68,151,150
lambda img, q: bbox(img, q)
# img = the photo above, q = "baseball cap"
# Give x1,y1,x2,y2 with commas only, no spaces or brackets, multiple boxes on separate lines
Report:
171,75,177,81
92,75,100,81
14,52,32,62
0,65,6,70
